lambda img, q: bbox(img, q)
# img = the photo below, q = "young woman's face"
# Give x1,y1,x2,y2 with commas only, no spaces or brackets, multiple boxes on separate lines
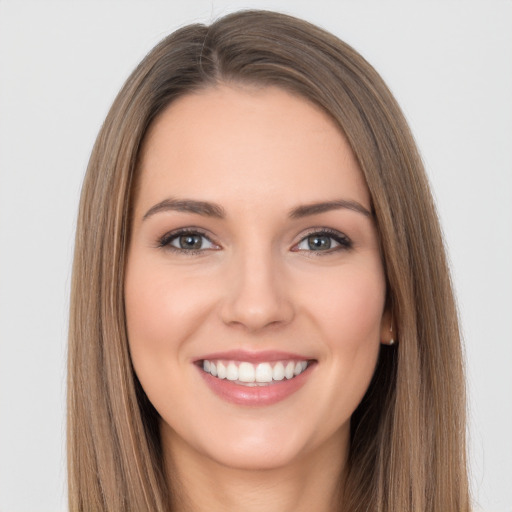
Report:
125,85,389,472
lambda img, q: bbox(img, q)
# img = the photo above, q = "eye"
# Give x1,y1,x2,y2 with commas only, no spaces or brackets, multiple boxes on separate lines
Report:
159,229,219,253
294,230,352,253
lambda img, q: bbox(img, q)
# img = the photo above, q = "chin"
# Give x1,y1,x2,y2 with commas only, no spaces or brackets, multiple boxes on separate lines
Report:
161,409,351,473
205,434,307,471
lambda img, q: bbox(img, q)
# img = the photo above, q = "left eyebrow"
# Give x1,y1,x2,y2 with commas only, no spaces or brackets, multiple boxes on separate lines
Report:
288,199,372,219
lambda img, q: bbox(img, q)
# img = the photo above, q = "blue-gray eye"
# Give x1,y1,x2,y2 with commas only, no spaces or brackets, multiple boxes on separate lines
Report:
295,231,351,252
298,234,338,251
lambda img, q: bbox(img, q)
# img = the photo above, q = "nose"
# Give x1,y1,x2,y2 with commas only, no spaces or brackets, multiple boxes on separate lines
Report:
219,249,295,332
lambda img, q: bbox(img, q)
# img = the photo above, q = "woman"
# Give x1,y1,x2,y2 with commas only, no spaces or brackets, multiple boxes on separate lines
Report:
68,9,470,511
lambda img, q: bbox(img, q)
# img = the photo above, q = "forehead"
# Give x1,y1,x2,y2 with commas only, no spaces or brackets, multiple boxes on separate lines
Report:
136,84,370,213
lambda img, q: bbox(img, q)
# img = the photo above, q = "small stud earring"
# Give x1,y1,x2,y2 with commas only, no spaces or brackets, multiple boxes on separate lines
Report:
389,324,395,345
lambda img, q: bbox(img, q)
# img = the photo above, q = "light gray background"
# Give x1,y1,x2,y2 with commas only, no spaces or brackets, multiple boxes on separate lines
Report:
0,1,511,511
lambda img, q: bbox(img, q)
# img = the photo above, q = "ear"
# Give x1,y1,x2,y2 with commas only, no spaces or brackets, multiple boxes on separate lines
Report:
379,308,395,345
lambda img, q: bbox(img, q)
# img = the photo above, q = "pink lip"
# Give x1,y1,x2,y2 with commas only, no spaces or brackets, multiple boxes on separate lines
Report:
195,349,310,364
196,355,316,407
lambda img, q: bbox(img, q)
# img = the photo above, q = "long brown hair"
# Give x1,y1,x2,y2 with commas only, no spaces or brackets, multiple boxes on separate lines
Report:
68,10,470,511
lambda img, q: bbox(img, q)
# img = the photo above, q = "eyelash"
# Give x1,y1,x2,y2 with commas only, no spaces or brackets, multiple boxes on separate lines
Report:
157,228,218,255
157,227,352,255
293,228,353,255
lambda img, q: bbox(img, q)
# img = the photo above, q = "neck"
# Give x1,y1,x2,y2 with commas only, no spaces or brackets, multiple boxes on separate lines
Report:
162,429,348,512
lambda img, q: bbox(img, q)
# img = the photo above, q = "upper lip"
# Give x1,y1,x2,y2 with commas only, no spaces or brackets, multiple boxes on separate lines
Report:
195,349,313,364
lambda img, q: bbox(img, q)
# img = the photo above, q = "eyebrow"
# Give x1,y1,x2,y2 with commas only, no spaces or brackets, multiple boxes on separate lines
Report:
288,199,372,218
142,198,226,220
142,197,372,221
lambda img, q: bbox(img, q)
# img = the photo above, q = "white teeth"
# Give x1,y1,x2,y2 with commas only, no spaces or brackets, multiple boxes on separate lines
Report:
285,361,295,379
238,362,255,382
255,363,273,382
201,359,311,384
217,361,227,379
272,362,285,381
226,362,238,381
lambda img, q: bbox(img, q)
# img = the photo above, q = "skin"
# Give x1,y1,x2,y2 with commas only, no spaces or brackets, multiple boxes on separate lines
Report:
125,84,391,512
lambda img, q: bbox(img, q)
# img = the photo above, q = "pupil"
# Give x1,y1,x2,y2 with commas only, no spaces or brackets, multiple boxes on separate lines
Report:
308,235,331,250
180,234,202,249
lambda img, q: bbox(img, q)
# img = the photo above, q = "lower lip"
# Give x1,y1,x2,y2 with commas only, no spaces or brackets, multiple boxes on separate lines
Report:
197,364,315,406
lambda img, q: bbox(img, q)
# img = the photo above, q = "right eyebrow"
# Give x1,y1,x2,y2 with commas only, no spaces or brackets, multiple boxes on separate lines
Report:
142,198,226,221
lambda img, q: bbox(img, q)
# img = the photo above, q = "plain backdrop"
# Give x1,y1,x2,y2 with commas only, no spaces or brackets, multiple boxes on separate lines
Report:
0,1,511,511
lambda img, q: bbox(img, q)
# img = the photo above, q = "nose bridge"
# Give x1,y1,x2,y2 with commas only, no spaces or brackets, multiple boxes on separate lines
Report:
220,239,294,330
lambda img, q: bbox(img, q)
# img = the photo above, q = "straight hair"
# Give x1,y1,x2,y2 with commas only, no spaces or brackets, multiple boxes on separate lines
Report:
68,10,470,511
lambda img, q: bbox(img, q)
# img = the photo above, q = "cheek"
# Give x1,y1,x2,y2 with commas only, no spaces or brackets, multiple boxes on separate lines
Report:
302,261,386,402
124,258,215,372
309,262,386,345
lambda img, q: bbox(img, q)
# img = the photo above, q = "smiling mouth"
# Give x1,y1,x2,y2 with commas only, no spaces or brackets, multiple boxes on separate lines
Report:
200,359,312,386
